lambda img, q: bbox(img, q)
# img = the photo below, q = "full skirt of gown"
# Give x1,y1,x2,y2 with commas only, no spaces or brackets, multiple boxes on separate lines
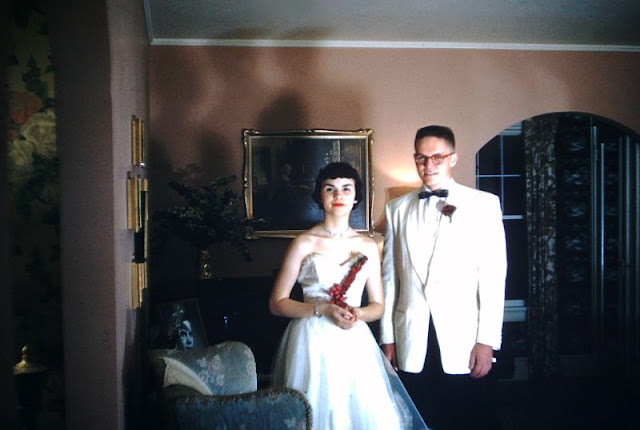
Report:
271,252,428,430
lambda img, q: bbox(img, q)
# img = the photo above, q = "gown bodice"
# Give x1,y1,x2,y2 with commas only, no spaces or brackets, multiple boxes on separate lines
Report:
297,252,369,307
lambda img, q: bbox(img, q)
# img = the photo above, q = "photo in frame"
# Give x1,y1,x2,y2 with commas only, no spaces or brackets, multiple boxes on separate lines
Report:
151,298,208,350
243,129,374,238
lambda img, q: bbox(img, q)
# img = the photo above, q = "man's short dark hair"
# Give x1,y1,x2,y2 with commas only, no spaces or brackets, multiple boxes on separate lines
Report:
414,125,456,150
312,162,363,209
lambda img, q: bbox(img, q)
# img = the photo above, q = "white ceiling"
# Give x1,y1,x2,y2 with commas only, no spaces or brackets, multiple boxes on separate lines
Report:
144,0,640,51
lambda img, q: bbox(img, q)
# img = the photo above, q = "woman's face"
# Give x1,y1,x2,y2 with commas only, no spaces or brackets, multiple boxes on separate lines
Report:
176,320,194,350
320,177,356,213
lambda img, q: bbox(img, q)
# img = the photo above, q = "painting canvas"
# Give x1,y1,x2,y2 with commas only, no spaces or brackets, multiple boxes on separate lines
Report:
243,129,373,238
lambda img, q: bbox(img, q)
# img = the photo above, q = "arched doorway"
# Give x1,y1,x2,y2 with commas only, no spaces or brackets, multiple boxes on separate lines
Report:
477,112,640,380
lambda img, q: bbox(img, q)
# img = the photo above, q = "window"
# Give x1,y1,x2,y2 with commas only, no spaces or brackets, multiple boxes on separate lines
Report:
476,123,527,302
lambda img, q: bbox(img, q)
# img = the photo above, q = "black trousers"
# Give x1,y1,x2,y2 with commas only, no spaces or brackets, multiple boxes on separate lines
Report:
399,319,499,430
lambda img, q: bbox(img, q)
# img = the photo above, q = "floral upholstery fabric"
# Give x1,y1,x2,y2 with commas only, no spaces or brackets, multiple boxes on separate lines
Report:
149,341,257,395
148,341,312,430
172,388,312,430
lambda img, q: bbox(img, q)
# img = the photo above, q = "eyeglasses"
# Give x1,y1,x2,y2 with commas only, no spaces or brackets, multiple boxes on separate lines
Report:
413,152,455,165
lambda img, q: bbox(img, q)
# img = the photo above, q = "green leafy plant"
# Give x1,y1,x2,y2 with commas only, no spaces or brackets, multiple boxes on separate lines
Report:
152,165,255,261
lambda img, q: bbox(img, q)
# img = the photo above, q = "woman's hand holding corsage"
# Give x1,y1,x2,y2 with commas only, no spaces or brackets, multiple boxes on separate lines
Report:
326,254,367,329
326,304,355,329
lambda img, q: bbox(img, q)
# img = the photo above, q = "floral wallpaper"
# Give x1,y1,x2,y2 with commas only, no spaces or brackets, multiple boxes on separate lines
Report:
7,0,63,426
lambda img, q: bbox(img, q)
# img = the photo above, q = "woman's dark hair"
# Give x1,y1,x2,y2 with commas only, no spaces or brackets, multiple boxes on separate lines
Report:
312,162,363,210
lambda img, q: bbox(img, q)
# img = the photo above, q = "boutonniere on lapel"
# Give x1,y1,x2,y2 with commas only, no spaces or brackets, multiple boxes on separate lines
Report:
440,204,457,223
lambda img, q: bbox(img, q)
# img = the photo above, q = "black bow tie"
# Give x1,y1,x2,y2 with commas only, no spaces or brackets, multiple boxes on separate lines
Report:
419,189,449,199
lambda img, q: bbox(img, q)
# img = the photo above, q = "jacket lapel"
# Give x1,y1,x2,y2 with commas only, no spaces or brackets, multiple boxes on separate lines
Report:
405,191,429,286
426,182,461,284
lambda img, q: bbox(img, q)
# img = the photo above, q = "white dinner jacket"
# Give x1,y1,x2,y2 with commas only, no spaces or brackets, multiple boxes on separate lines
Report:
380,180,507,374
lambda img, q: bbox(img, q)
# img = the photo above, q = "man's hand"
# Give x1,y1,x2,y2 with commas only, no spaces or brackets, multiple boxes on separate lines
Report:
468,343,493,378
381,343,398,370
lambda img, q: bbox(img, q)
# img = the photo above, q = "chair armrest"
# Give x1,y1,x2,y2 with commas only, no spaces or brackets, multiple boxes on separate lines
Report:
169,387,312,430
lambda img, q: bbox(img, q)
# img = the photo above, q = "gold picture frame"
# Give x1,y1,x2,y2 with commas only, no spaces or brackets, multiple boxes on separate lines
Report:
126,173,140,231
128,174,148,308
131,261,147,308
243,128,374,238
131,115,145,167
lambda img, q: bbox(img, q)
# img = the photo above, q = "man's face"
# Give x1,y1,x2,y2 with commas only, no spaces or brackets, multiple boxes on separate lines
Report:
414,136,457,190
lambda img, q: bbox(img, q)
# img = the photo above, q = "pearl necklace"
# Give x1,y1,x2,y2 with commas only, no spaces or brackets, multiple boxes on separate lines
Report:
322,224,352,238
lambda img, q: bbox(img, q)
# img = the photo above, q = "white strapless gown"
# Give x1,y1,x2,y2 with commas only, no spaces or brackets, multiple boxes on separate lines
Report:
272,252,429,430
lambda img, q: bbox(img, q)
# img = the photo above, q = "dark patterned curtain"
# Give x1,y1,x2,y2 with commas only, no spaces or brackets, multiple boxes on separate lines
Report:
524,116,560,379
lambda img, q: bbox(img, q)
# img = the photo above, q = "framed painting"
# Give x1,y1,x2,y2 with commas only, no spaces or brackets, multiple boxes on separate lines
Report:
243,129,374,238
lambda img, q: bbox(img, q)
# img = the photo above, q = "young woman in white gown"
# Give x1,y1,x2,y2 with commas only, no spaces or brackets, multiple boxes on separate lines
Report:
270,162,428,430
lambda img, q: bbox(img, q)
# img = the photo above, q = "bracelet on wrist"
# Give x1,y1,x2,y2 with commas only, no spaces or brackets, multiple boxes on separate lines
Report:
313,304,321,317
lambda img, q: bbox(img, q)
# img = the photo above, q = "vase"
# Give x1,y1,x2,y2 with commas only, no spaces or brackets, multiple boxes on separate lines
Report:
198,248,213,279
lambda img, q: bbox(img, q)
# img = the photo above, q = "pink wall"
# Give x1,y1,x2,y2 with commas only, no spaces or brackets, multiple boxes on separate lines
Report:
149,46,640,278
51,0,148,428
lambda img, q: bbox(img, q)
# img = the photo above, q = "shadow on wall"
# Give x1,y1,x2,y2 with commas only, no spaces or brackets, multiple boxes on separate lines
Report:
149,38,367,281
374,186,416,234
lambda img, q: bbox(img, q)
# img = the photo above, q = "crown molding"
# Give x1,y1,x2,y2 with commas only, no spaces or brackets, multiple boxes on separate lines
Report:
148,38,640,52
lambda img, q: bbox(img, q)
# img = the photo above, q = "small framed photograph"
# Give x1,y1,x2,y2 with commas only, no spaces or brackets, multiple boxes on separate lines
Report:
243,128,374,238
152,298,208,350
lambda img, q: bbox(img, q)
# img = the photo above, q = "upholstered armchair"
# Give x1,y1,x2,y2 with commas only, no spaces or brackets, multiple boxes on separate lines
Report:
148,341,312,430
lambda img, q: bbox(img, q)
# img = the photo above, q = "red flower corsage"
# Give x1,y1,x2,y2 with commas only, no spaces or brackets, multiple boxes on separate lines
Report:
441,204,456,222
329,254,368,309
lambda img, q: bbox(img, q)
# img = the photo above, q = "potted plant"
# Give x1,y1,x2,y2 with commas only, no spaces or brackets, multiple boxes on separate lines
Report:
151,165,255,279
